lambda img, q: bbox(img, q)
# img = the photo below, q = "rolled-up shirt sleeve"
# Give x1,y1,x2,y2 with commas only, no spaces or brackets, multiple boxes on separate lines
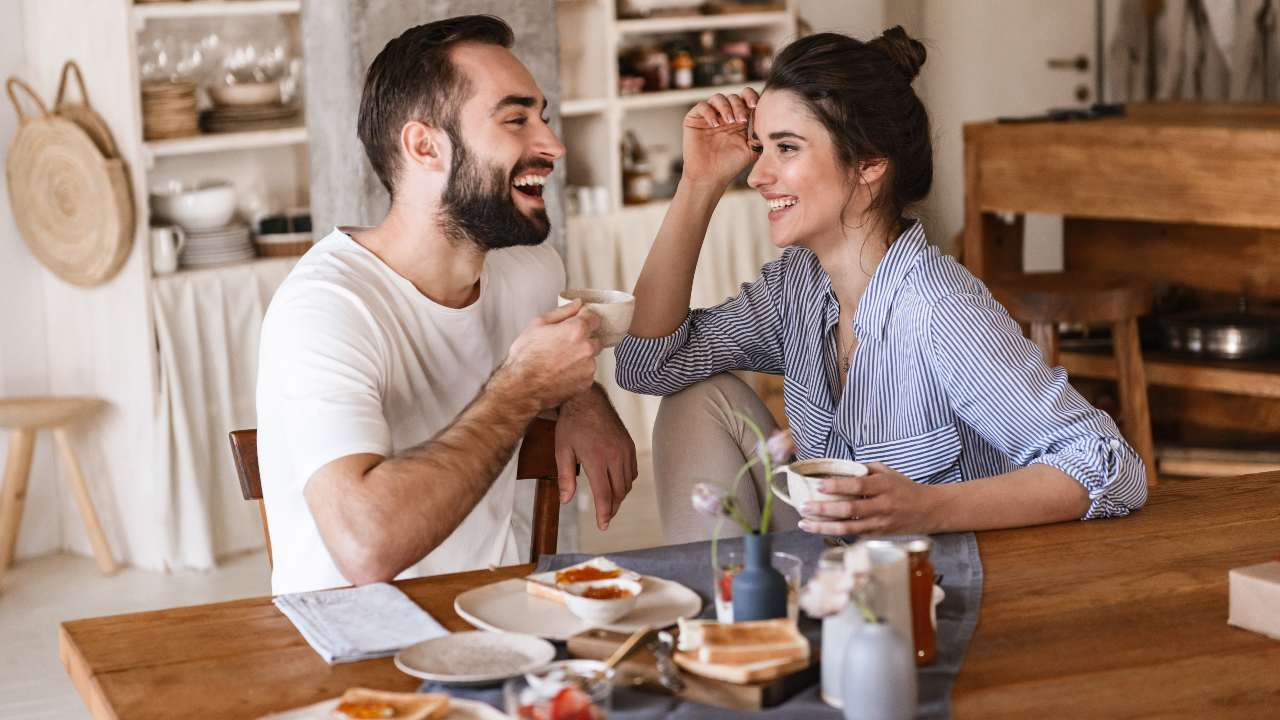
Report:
614,258,787,396
926,291,1148,519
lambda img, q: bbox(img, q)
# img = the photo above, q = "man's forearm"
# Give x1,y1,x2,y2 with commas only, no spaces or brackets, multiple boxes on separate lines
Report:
354,370,540,579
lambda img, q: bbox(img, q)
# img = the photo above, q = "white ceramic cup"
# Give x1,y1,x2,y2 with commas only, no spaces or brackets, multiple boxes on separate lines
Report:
150,225,186,274
558,289,636,348
770,458,869,515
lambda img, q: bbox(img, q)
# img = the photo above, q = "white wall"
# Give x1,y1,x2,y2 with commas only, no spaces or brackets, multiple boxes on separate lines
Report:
0,0,62,561
795,0,885,36
907,0,1094,263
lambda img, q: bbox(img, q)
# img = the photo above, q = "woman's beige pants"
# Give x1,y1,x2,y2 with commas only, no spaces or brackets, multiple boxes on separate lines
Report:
652,373,802,544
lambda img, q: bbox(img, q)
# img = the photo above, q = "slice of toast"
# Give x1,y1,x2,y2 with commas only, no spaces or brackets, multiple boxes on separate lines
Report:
525,557,642,604
334,688,449,720
676,617,809,665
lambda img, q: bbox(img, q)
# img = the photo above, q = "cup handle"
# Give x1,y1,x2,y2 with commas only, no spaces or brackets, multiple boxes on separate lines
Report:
769,465,796,507
171,226,186,254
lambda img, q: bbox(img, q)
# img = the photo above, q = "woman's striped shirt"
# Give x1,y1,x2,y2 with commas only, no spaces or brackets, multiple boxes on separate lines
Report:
614,220,1147,519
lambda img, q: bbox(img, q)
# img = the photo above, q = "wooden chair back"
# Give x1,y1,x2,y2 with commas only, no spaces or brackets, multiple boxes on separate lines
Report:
228,418,562,569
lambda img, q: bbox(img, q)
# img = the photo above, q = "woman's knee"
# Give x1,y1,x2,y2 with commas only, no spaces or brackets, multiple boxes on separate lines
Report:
655,373,767,435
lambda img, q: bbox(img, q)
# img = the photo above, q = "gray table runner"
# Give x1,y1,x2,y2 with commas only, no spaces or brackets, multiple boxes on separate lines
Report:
422,531,982,719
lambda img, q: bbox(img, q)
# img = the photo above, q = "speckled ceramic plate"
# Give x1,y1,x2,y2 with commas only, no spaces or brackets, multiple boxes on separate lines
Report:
394,631,555,686
261,696,508,719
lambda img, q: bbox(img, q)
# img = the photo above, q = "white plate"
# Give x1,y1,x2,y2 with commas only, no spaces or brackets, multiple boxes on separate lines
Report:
259,696,506,719
393,631,555,686
454,575,703,641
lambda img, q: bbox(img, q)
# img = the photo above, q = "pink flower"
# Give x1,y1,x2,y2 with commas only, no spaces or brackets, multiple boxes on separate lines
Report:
691,482,729,519
758,429,794,465
798,542,874,619
799,565,855,618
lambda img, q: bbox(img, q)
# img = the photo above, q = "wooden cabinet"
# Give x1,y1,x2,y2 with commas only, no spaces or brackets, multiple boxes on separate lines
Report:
962,103,1280,460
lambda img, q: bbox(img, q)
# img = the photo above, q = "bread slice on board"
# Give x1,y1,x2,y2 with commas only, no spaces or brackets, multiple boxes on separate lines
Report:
334,688,449,720
677,617,809,665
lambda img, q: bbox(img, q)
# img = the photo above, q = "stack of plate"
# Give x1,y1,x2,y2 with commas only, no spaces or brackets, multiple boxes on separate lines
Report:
200,103,302,134
180,224,256,268
141,82,199,140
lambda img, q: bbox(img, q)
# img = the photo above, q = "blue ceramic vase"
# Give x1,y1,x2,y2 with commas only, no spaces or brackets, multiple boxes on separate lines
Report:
730,532,788,621
841,621,917,720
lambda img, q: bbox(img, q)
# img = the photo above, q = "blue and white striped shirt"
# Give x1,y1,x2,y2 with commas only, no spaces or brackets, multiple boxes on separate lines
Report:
615,221,1147,519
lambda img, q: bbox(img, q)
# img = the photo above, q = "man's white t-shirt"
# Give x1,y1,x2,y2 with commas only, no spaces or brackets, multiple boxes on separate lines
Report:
257,228,564,595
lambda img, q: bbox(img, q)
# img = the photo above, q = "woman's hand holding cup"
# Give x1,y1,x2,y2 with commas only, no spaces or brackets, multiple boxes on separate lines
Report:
796,462,941,536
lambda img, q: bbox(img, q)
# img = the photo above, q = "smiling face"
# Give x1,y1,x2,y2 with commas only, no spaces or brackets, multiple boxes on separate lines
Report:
437,43,565,250
747,89,884,251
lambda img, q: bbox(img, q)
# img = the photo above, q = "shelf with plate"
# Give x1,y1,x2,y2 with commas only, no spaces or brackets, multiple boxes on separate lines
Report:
143,125,307,163
618,82,761,111
131,0,301,24
616,10,791,35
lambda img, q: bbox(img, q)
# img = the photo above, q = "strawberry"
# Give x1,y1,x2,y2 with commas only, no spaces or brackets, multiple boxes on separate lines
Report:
549,686,594,720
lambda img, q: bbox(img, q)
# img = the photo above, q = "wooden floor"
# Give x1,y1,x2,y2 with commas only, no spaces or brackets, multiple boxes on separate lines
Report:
0,551,271,719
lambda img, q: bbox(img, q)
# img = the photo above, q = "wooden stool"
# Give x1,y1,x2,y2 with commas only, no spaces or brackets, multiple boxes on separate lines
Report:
0,397,117,585
988,273,1159,487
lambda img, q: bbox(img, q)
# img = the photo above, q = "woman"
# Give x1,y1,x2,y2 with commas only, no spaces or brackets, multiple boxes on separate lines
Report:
615,28,1147,544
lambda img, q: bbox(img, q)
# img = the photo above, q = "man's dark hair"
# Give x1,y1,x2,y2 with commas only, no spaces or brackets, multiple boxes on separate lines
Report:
357,15,514,196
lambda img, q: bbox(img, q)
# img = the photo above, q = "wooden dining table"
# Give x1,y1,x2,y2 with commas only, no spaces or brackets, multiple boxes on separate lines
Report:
60,471,1280,719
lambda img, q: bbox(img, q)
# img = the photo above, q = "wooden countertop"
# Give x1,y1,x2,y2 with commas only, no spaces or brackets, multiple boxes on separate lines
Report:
60,472,1280,719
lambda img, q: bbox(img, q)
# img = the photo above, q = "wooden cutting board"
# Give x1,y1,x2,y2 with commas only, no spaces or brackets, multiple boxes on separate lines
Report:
567,628,819,711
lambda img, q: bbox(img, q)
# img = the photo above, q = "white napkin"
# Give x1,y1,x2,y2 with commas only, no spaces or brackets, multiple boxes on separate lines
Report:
273,582,448,664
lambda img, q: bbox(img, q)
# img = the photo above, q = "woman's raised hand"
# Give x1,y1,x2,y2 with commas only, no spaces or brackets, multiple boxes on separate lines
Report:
680,87,759,191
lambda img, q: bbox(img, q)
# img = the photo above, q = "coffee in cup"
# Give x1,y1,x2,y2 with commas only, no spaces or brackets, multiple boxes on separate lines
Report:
770,458,869,516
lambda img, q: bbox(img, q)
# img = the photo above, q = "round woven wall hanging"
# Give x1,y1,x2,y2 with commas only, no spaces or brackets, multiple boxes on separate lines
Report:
5,74,134,287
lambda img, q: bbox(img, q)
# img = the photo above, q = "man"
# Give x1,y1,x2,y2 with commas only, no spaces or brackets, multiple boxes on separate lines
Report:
257,15,636,595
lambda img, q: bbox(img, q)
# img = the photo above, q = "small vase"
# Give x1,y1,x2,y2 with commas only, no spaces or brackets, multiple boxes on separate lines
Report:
841,622,917,720
731,532,788,622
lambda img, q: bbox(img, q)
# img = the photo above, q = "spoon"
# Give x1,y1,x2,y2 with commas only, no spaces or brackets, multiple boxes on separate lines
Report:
603,625,653,671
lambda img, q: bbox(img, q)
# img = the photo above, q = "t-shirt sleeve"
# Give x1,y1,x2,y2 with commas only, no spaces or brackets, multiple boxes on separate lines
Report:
259,283,391,488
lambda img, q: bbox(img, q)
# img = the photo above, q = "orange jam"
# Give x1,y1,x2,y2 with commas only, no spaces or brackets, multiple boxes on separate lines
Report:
581,585,634,600
335,701,396,718
556,566,621,585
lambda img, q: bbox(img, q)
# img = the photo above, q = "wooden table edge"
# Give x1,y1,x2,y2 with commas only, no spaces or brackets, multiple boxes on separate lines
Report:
60,623,119,720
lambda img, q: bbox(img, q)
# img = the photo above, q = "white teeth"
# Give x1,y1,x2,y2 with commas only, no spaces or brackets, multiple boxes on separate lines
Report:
513,175,547,187
767,197,797,210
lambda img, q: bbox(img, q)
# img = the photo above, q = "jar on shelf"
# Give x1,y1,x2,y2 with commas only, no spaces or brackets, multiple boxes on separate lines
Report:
671,50,695,90
640,47,670,92
750,42,774,80
621,131,653,205
722,56,747,85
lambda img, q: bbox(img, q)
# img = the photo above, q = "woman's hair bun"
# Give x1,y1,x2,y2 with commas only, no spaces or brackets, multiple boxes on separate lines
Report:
869,26,926,83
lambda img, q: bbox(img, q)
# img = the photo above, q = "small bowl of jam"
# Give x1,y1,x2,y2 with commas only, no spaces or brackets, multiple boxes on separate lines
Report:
562,578,642,625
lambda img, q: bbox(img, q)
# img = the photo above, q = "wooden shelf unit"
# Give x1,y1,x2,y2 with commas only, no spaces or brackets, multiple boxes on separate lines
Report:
556,0,795,212
963,104,1280,402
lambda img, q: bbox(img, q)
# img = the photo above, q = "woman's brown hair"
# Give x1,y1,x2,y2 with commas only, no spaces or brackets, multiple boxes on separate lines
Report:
764,26,932,230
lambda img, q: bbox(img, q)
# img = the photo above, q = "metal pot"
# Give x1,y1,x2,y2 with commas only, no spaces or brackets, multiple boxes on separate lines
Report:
1158,309,1280,360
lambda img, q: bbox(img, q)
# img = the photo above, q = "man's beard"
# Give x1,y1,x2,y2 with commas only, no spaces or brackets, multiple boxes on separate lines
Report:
439,134,550,251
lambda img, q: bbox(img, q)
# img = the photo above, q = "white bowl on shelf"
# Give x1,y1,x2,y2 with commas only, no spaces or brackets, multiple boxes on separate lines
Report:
150,180,237,232
208,81,281,107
